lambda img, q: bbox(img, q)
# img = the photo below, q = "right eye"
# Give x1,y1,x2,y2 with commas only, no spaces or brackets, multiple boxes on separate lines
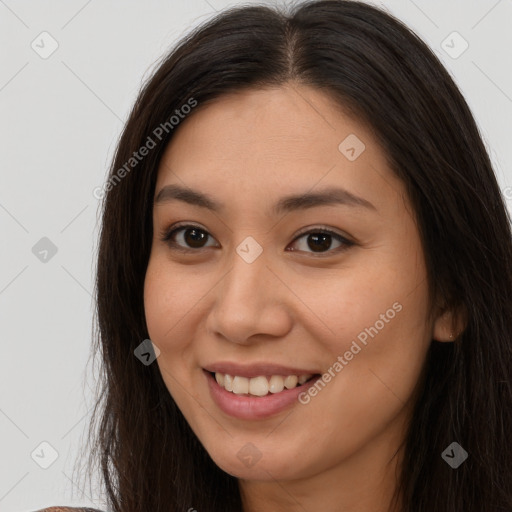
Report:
160,223,219,252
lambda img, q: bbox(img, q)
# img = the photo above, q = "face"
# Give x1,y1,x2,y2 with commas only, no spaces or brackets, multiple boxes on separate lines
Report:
144,84,435,484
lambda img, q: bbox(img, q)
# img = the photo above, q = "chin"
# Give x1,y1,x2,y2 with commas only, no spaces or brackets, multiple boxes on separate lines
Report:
205,444,310,481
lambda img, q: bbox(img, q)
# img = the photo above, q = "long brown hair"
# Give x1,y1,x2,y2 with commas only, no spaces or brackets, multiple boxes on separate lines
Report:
79,1,512,510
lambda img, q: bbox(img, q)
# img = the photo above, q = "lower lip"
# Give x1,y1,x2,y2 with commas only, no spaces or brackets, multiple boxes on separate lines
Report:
205,370,318,420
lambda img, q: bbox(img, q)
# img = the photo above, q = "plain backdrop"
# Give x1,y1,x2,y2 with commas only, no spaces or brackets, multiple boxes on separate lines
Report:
1,0,511,510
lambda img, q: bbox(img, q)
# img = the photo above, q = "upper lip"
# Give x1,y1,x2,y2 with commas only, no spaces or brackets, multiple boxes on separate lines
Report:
203,362,319,378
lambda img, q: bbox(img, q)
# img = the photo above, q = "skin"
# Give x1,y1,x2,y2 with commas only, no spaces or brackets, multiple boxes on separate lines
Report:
143,83,461,512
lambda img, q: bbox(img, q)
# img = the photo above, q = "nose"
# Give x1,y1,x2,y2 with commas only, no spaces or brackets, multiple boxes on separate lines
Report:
206,245,292,345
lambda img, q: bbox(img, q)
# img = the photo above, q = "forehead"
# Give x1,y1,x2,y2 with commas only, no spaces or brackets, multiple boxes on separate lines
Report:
155,85,405,214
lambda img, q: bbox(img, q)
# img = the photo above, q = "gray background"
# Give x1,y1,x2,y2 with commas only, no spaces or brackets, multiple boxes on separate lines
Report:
1,0,511,510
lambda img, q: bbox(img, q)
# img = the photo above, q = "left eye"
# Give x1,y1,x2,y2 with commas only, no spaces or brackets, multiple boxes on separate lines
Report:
289,228,353,255
160,224,354,255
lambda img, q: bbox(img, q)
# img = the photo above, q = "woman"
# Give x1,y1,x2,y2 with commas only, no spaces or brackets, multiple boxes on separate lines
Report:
38,0,512,511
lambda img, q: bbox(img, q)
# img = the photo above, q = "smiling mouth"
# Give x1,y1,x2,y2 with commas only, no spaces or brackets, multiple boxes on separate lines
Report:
210,371,320,397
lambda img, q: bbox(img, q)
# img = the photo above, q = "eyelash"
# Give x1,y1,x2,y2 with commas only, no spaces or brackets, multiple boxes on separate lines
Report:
159,222,355,257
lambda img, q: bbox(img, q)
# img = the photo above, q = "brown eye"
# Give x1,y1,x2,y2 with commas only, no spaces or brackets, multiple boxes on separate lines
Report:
160,224,354,256
287,228,354,255
161,224,218,252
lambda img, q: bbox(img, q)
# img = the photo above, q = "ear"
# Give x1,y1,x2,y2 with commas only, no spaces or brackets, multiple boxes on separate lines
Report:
432,302,467,342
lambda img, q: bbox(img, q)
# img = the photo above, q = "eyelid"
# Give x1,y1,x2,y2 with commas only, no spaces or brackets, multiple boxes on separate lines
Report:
159,221,355,255
159,221,217,250
292,224,352,241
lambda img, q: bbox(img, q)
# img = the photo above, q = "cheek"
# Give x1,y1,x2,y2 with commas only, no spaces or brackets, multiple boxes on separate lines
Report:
292,242,431,422
143,264,172,343
291,246,429,357
287,287,430,474
143,255,212,397
143,259,196,405
143,256,197,347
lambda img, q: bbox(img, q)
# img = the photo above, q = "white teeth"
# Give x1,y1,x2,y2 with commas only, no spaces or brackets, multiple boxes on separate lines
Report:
284,375,298,389
298,375,309,385
249,376,269,396
269,375,284,393
214,372,313,396
232,376,249,394
224,374,233,392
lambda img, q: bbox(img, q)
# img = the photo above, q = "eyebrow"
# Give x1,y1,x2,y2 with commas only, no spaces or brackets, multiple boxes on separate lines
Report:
154,183,376,215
